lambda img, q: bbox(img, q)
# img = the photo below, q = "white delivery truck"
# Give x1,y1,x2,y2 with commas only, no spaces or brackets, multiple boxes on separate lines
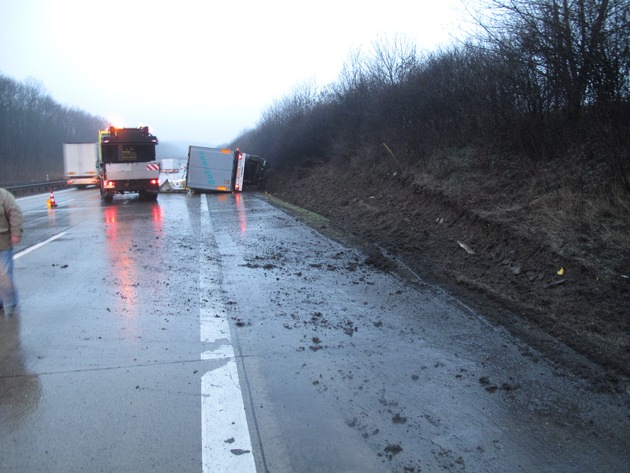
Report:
186,146,267,193
63,142,100,188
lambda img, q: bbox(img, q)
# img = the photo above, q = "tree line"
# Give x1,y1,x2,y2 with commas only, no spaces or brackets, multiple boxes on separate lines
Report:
231,0,630,191
0,74,107,186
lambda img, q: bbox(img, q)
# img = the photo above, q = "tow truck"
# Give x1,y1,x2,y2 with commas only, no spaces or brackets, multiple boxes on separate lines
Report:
98,126,160,203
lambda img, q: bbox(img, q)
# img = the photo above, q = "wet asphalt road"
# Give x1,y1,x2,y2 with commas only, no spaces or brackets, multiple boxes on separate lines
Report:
1,188,629,473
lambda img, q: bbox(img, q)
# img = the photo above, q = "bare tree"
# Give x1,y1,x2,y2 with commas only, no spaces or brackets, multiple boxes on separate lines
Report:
473,0,630,119
366,35,420,86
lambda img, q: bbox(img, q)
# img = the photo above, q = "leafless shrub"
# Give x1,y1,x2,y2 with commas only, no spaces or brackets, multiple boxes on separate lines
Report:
231,4,628,195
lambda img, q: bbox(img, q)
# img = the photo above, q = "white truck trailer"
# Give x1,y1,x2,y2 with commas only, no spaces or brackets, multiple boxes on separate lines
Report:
63,142,99,188
186,146,267,193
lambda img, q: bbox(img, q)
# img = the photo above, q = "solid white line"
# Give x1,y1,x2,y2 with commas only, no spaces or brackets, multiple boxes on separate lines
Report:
14,231,68,260
199,196,256,473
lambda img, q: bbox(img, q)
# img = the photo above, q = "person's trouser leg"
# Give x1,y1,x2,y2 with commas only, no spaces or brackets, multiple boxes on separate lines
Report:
0,248,18,309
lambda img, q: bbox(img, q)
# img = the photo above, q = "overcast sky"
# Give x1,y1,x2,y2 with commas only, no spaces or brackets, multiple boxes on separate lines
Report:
0,0,469,146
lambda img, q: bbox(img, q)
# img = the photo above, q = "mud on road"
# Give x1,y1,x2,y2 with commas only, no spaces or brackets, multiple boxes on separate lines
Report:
215,192,629,472
264,166,630,392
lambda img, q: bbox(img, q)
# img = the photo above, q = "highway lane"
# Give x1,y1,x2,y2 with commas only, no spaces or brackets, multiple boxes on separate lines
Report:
3,189,207,472
14,188,103,253
1,189,629,472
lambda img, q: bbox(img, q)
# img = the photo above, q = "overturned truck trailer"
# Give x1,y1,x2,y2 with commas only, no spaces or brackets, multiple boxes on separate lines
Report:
186,146,266,193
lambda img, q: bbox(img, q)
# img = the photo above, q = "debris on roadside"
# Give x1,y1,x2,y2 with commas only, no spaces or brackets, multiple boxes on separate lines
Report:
457,241,475,255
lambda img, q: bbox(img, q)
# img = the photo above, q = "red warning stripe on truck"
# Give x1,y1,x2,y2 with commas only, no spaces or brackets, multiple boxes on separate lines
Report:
147,163,160,171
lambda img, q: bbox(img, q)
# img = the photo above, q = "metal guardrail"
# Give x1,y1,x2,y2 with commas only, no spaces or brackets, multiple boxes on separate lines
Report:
4,181,70,197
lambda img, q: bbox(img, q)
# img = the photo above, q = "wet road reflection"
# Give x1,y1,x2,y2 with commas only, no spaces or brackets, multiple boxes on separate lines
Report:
2,191,202,472
235,192,247,234
103,200,165,316
0,314,42,430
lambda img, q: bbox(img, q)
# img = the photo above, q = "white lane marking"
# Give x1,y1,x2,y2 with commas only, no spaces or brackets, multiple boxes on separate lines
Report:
14,231,68,260
200,196,256,473
201,344,235,360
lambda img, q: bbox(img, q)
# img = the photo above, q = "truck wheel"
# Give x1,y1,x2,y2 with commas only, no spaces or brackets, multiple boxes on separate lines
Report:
103,194,113,203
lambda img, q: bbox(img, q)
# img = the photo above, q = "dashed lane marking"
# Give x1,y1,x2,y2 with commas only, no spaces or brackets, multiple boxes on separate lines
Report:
199,196,256,473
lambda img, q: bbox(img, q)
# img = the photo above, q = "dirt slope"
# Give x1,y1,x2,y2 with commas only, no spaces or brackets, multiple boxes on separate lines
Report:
264,158,630,392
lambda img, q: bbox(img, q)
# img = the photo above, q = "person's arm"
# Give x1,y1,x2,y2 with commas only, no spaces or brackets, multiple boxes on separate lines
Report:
6,194,23,245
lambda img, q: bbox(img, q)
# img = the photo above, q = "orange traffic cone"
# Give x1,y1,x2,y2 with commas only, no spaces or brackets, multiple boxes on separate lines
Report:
47,189,57,208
